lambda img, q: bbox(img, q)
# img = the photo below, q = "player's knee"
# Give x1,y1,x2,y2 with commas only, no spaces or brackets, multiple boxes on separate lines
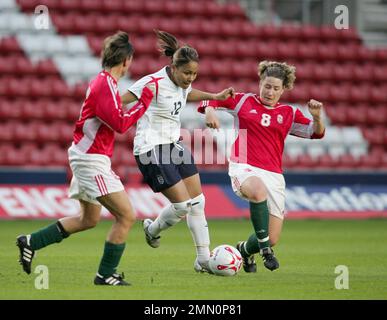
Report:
189,194,205,216
249,189,267,203
80,216,99,230
172,200,192,218
119,211,136,228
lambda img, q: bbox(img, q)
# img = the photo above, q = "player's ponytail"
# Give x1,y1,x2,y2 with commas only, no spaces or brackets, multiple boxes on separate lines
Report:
155,29,199,67
258,61,296,90
101,31,134,68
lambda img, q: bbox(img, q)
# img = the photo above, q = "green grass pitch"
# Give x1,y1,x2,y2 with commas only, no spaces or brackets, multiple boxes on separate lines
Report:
1,219,386,300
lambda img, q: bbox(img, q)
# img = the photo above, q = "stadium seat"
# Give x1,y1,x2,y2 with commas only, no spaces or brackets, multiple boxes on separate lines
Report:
332,64,353,81
366,106,386,126
346,107,367,126
358,153,382,169
276,42,298,60
318,154,339,168
317,43,338,61
3,1,387,172
363,127,385,147
338,154,359,169
325,105,347,125
313,62,334,81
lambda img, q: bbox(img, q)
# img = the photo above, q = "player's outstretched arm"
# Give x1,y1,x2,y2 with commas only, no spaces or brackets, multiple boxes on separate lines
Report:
121,91,138,105
187,87,235,102
308,99,325,136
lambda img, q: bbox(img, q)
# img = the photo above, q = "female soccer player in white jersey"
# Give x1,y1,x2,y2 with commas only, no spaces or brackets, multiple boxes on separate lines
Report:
199,61,325,272
121,30,235,273
16,32,155,286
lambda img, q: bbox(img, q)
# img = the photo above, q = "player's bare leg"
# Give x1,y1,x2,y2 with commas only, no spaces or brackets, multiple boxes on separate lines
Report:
16,201,100,275
59,200,101,233
269,214,283,247
93,190,136,285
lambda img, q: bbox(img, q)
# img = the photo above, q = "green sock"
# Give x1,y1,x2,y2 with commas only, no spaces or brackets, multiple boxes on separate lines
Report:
97,241,126,277
30,221,69,250
245,201,270,255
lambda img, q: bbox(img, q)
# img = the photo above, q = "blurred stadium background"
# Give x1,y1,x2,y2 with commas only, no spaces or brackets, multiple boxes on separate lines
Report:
0,0,386,219
1,0,387,300
0,0,387,216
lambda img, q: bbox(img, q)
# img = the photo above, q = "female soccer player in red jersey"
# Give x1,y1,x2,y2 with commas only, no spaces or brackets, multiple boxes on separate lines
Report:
198,61,325,272
16,32,155,286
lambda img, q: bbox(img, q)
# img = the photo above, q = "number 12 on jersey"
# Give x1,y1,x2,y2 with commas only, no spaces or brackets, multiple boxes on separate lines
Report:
171,101,182,115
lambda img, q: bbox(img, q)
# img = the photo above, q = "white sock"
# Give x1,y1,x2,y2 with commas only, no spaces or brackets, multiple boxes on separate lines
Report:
186,194,210,263
148,200,191,237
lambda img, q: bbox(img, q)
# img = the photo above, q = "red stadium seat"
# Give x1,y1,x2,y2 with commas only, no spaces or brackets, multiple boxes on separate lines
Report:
212,60,233,77
200,19,221,37
215,40,237,58
366,106,387,126
287,83,310,103
338,28,360,44
296,154,316,168
346,107,367,126
318,154,339,168
300,25,321,41
255,41,276,60
297,42,318,60
164,1,185,15
353,64,374,82
320,26,341,41
0,37,22,54
195,39,218,57
223,2,246,19
313,62,334,81
373,65,387,81
309,84,331,102
375,49,387,62
94,15,118,34
276,41,298,60
349,84,370,103
101,0,124,13
325,105,347,125
337,44,359,61
259,25,282,40
295,62,314,81
317,43,338,61
370,87,387,103
329,84,350,103
197,59,213,78
338,154,359,169
80,0,104,12
358,153,382,169
362,127,385,147
234,40,257,59
332,64,353,81
279,24,303,41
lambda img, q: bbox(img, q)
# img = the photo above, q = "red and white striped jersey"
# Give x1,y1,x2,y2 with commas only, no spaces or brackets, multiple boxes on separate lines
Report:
198,93,324,174
71,70,153,157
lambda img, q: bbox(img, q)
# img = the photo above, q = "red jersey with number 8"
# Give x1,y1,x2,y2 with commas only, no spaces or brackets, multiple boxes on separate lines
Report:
198,93,324,174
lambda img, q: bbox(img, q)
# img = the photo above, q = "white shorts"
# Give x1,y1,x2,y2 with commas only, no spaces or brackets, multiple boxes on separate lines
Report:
228,162,286,220
68,146,124,205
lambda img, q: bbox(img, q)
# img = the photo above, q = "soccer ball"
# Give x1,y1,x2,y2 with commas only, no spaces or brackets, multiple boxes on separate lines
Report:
208,245,242,276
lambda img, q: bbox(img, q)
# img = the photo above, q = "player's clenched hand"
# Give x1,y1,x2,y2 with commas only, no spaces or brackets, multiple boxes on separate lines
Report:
214,87,235,100
308,99,323,119
205,107,220,130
